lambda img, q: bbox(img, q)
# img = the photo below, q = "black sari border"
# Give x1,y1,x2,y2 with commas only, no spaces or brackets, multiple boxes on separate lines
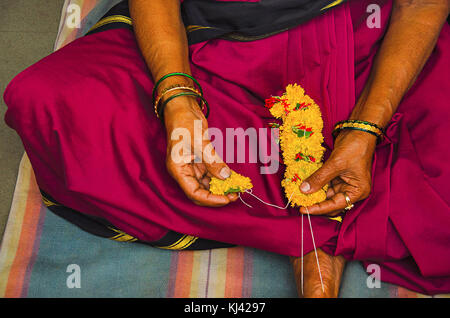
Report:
85,0,347,44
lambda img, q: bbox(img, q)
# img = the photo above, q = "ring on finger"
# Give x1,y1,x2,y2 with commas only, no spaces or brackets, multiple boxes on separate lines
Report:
344,192,354,211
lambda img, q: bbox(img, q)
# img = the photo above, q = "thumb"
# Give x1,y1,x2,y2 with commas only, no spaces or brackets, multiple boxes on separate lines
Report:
206,162,232,180
300,161,339,194
202,140,231,180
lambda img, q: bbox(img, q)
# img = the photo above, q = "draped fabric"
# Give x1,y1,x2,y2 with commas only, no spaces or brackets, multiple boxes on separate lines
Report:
3,0,450,294
181,0,348,43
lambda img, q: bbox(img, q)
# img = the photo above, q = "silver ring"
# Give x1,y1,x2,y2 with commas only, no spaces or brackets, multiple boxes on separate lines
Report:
344,193,354,211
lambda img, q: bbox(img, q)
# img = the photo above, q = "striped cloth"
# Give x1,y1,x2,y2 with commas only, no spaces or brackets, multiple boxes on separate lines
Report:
1,0,448,298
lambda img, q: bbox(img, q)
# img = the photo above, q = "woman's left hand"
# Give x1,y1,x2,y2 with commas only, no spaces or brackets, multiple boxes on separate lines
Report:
298,129,378,216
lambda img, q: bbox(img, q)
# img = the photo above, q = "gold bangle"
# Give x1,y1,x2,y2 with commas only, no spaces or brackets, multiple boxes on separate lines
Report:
154,85,203,117
332,120,384,141
157,91,210,120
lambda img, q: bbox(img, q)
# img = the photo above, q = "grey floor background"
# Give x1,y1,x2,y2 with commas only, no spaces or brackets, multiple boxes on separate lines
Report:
0,1,65,243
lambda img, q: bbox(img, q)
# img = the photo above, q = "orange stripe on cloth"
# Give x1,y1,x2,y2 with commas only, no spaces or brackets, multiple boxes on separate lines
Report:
224,247,245,298
0,154,43,297
80,0,97,18
172,251,194,298
4,164,43,297
168,247,249,298
396,286,431,298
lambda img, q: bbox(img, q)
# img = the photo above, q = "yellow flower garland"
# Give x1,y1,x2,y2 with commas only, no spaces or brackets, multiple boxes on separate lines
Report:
267,84,328,208
210,84,332,215
209,171,253,195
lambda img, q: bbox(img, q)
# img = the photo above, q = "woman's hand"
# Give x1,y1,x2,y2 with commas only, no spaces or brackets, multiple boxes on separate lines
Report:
163,95,238,207
297,0,449,217
130,0,235,207
298,130,377,216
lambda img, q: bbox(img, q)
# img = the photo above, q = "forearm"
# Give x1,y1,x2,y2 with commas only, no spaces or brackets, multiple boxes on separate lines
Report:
350,0,449,128
129,0,193,95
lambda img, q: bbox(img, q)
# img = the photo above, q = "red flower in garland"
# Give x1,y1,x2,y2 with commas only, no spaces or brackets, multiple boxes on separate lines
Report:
291,173,302,183
264,96,290,115
295,152,316,163
292,124,314,138
294,102,311,110
281,100,290,115
268,122,280,128
264,97,281,109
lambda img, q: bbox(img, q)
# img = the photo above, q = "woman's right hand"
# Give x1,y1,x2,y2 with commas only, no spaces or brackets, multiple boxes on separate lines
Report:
131,0,233,206
163,95,238,207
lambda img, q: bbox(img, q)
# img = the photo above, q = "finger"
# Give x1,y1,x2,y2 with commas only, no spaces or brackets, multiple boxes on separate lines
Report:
202,140,232,180
189,186,232,207
181,175,231,206
192,164,210,189
326,186,335,199
200,175,211,190
300,161,340,194
326,180,345,198
299,190,358,216
170,163,231,207
226,193,239,202
299,193,346,215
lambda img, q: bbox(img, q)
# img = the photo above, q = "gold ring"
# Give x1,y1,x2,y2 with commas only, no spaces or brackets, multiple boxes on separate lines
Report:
344,193,354,211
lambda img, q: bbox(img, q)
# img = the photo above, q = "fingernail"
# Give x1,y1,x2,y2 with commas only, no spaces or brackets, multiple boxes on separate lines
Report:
220,167,231,179
300,182,310,193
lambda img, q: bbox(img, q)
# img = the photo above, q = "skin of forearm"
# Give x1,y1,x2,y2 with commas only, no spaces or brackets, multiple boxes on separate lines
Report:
129,0,194,96
350,0,449,129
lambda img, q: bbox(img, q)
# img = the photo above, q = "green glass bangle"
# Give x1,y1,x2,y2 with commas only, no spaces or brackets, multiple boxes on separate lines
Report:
152,72,203,104
332,126,381,140
157,91,210,121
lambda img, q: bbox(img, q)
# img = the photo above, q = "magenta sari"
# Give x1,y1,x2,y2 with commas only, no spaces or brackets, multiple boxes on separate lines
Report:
4,0,450,294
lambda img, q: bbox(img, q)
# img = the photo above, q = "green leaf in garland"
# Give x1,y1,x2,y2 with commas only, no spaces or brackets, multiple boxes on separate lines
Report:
295,102,310,110
268,122,280,128
292,125,314,138
224,187,242,195
295,152,316,163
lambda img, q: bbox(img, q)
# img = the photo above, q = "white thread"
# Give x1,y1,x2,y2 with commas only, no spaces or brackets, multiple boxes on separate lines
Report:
301,212,304,295
238,189,324,295
238,188,296,210
238,193,253,208
305,206,325,293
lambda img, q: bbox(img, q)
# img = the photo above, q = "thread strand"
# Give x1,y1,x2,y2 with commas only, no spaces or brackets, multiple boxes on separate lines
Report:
238,189,324,295
239,188,296,210
305,206,325,293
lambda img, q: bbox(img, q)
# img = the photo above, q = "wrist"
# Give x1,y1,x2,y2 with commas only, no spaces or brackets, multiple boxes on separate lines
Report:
334,129,377,152
163,94,199,113
155,75,195,97
333,117,386,147
152,72,207,121
349,99,395,130
163,95,202,127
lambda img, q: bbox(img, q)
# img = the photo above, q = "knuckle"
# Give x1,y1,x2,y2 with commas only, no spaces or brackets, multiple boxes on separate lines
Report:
360,184,372,199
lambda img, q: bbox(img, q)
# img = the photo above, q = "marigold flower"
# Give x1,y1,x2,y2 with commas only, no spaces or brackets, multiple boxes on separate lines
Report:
209,171,253,195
